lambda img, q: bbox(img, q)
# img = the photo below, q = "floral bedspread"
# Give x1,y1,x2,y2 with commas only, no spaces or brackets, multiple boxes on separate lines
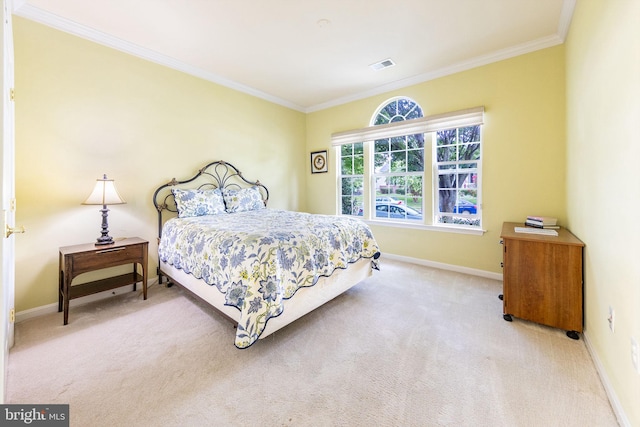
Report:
158,209,380,348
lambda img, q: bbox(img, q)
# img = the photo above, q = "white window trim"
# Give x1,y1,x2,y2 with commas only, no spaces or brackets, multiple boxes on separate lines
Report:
364,218,485,235
334,106,485,235
331,106,484,146
432,125,483,230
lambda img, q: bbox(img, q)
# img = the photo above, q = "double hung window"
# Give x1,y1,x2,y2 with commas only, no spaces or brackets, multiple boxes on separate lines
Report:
435,125,481,227
340,142,364,216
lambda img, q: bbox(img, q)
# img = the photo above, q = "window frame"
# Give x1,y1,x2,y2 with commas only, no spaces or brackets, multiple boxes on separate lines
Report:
338,142,365,217
333,104,485,235
370,97,425,224
433,125,483,229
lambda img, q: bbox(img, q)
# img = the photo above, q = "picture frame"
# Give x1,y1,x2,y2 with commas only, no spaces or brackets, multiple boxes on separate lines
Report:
310,150,328,174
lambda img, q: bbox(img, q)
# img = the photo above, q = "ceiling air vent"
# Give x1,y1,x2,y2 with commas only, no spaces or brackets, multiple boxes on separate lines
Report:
369,58,396,71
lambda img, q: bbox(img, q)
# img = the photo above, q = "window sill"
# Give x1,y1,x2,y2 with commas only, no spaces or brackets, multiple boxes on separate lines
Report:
363,219,486,236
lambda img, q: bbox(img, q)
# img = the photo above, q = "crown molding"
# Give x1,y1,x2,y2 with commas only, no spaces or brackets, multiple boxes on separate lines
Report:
14,1,575,114
306,33,564,113
12,2,306,112
306,0,575,112
557,0,576,42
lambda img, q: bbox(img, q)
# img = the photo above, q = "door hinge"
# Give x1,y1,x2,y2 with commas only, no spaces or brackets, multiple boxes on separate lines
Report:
9,308,15,323
10,88,14,101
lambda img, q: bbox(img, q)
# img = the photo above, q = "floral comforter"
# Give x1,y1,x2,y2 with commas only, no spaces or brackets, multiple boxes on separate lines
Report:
158,209,380,348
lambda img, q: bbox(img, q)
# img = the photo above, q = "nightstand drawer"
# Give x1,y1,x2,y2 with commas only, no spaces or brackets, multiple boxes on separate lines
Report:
70,244,144,275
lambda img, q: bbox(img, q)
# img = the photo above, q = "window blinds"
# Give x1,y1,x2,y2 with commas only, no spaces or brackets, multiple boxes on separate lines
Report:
331,106,484,146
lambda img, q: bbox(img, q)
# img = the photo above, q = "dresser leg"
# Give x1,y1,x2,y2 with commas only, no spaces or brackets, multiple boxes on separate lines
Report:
503,314,512,322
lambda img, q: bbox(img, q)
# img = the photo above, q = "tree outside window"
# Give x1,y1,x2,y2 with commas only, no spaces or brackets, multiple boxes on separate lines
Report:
435,125,481,226
340,142,364,216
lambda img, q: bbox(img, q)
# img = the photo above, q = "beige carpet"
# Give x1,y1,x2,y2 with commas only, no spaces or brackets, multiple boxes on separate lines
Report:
8,259,618,426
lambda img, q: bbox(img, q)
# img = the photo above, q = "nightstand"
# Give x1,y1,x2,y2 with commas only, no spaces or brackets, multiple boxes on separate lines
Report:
58,237,148,325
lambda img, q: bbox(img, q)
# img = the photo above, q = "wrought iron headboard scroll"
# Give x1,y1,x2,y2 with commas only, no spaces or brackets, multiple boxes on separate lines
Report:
152,160,269,240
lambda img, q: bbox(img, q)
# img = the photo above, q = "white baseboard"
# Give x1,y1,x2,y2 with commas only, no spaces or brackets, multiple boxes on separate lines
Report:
583,330,630,427
15,277,159,324
381,252,503,281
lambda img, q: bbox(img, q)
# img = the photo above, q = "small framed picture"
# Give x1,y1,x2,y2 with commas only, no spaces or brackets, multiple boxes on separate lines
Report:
310,150,328,174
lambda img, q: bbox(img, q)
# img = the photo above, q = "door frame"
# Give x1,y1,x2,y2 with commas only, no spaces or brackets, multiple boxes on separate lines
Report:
1,0,16,403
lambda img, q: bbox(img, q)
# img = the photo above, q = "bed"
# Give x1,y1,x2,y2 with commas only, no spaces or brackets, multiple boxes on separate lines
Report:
153,160,380,348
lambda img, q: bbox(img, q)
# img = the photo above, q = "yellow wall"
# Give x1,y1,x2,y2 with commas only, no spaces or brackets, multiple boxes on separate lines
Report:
13,18,306,311
566,1,640,425
306,47,567,273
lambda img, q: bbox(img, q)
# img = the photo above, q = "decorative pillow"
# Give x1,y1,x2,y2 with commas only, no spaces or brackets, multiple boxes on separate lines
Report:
172,188,226,218
223,186,265,213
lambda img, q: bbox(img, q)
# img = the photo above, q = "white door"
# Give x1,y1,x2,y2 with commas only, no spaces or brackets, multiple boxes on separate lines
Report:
0,0,16,403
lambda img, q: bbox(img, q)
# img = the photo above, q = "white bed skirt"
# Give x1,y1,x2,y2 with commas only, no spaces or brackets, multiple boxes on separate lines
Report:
159,258,373,339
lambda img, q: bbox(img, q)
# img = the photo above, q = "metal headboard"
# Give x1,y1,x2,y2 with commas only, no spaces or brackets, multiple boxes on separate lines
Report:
152,160,269,241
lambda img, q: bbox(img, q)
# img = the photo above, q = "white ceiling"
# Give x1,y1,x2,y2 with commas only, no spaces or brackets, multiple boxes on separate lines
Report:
13,0,575,113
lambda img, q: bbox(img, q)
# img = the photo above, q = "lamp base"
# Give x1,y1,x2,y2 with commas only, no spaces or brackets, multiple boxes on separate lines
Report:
95,236,115,246
94,205,115,246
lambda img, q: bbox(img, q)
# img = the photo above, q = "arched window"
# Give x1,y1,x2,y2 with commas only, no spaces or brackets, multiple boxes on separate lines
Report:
372,97,423,124
371,97,424,221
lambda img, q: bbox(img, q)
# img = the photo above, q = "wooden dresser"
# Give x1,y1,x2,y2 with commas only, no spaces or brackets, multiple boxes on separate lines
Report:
500,222,584,339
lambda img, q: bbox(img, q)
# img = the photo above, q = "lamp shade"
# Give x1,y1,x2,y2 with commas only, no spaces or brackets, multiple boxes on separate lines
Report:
82,174,126,206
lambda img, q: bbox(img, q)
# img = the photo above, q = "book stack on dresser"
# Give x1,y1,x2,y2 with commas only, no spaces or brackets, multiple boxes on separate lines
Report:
524,215,559,229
